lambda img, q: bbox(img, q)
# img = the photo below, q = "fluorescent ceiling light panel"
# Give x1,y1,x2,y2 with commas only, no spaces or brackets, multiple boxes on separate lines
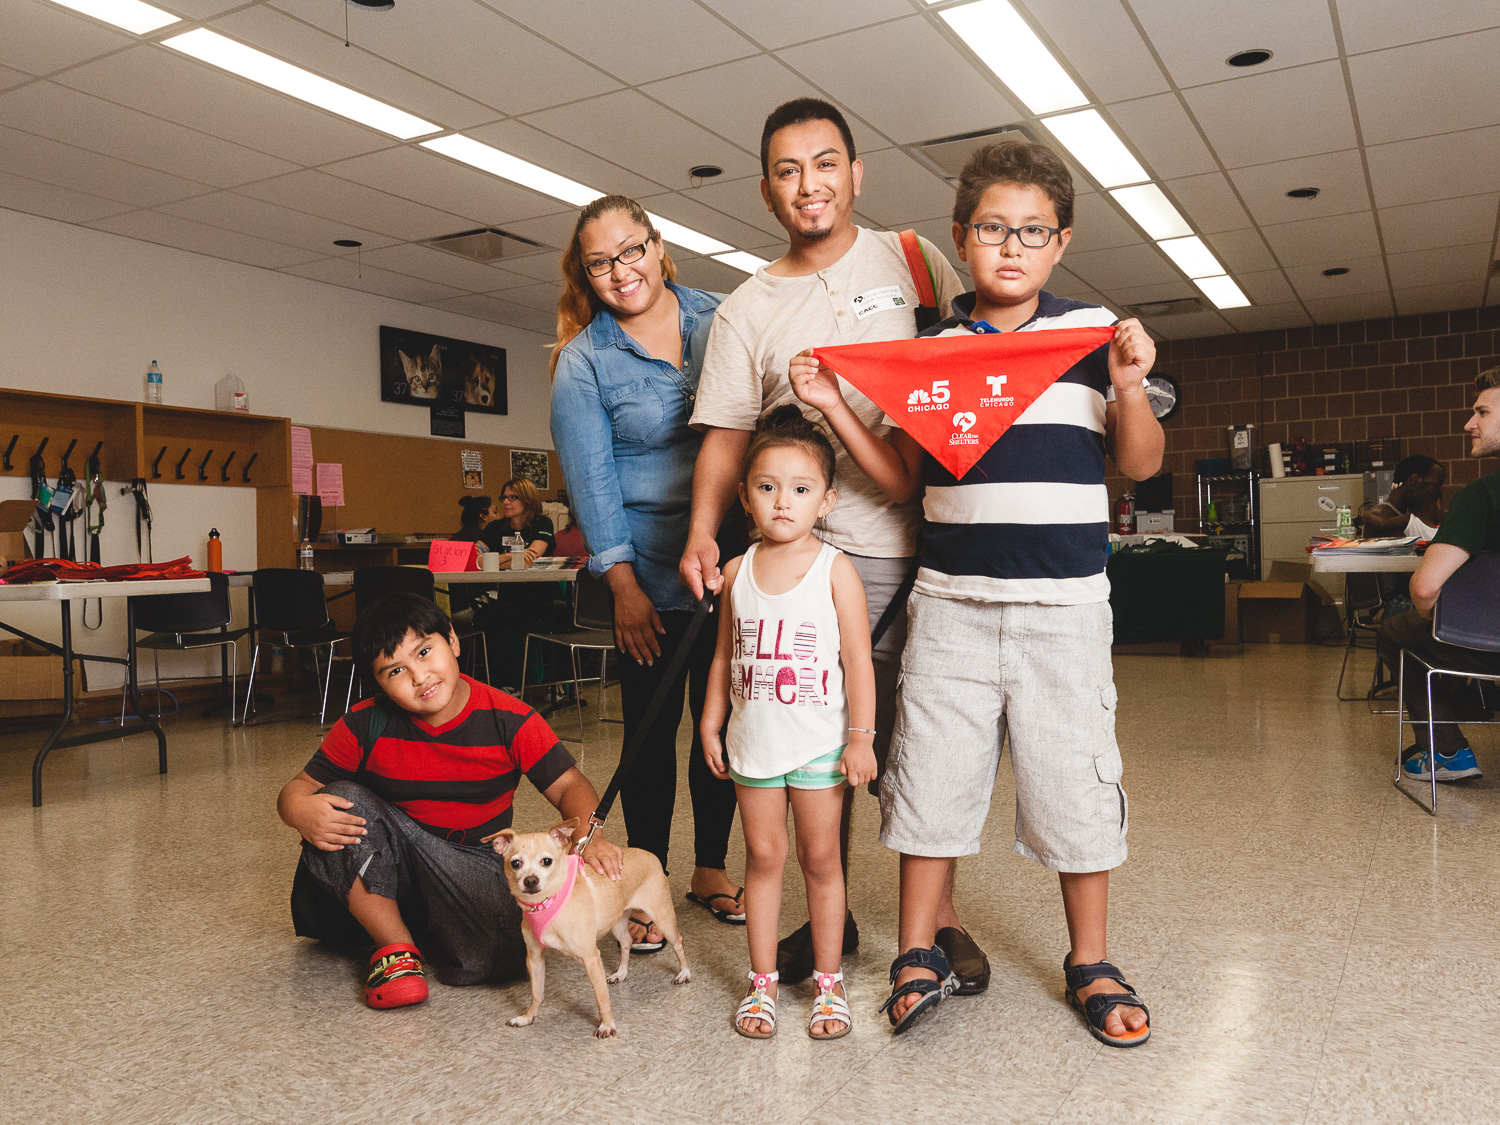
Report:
1157,235,1225,279
647,213,732,256
162,29,437,139
1194,274,1251,309
46,0,179,34
420,135,598,206
712,251,771,274
937,0,1087,115
1043,109,1147,188
1109,184,1192,240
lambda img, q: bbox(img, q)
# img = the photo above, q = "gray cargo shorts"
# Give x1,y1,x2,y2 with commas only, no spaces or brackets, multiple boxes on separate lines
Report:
879,592,1128,872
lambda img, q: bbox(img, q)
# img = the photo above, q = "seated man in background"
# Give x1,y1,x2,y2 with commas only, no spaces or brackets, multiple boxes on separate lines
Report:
1363,454,1445,539
1378,368,1500,782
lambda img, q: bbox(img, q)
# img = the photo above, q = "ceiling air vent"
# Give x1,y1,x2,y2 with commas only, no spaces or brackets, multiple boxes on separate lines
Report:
423,227,548,264
1128,297,1205,318
914,126,1034,181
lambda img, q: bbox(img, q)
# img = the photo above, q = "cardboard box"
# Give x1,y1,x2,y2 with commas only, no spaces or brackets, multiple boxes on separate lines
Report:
1215,580,1244,644
0,499,36,574
1237,561,1323,643
0,639,72,700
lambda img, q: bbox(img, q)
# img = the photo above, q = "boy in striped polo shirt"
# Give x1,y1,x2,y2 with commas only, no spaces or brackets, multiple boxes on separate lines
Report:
278,593,623,1009
790,140,1162,1044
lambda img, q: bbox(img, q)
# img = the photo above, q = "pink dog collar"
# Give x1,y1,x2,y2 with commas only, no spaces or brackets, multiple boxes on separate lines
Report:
518,853,581,948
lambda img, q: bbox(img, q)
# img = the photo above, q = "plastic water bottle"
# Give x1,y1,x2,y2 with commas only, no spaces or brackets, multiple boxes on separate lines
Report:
1336,504,1354,536
299,538,314,570
509,533,526,571
145,360,163,404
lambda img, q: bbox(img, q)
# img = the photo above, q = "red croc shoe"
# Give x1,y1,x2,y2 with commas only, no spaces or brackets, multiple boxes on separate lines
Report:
366,944,429,1009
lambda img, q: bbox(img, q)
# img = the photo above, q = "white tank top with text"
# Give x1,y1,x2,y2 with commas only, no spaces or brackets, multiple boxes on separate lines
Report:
726,540,848,779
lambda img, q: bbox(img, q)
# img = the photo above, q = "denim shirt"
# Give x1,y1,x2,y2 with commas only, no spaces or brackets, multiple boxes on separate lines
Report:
549,282,721,613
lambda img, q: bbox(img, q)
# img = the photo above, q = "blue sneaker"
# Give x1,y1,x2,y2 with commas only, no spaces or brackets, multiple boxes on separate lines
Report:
1402,747,1483,781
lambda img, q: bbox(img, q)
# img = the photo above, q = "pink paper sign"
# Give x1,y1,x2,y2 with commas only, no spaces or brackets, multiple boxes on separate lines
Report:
291,426,314,496
427,539,477,573
316,462,345,508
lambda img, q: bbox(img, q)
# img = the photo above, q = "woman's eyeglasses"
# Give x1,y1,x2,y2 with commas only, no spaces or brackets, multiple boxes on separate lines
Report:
583,233,659,277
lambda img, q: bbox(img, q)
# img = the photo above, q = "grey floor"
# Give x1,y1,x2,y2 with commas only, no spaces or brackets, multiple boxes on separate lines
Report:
3,643,1497,1125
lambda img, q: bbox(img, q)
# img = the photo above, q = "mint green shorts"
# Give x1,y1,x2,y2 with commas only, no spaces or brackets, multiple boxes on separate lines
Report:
730,746,846,790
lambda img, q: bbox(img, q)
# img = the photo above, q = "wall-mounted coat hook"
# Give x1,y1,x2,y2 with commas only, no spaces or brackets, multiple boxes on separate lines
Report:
32,436,49,464
3,434,16,472
59,438,77,472
175,448,192,480
87,441,103,467
198,449,214,482
220,450,236,482
241,451,258,483
152,446,168,479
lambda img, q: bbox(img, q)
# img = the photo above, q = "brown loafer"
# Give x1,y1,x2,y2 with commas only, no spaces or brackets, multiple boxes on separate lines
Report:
935,926,990,995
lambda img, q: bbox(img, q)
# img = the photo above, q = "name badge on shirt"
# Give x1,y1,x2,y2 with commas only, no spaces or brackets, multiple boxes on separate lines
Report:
850,285,908,321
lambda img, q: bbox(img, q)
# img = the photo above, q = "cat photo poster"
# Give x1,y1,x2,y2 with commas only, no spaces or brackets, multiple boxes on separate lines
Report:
379,325,508,415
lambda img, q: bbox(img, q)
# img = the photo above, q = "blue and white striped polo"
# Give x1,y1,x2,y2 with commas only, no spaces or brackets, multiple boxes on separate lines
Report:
883,290,1118,605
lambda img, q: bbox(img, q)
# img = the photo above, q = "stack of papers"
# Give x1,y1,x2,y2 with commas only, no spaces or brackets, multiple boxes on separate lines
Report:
1308,536,1421,555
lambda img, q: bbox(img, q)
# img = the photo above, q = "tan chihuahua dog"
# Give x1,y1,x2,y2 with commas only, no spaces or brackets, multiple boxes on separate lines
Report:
487,818,690,1038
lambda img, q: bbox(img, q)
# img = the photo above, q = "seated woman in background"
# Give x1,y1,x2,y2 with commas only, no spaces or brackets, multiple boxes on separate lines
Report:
473,478,558,690
453,494,495,543
480,479,555,565
1363,455,1445,539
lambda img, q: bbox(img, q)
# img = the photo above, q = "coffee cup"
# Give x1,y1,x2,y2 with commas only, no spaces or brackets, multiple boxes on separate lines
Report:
479,550,501,572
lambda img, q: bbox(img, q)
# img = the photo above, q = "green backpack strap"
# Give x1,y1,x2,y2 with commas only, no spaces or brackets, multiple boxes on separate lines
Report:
353,698,390,784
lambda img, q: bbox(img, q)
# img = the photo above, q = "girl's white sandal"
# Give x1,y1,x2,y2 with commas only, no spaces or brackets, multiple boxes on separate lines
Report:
808,970,852,1040
733,970,778,1039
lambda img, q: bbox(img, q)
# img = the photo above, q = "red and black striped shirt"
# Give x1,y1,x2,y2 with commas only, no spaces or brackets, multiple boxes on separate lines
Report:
304,676,575,846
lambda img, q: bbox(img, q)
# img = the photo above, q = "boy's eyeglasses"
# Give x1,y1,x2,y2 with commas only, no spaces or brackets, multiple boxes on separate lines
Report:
583,233,660,277
963,222,1062,248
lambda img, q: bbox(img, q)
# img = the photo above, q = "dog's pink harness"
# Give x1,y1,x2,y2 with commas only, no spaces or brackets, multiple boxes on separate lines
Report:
518,853,581,948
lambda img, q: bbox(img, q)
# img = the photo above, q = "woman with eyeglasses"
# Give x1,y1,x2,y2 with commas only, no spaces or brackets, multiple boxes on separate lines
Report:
482,478,555,564
550,194,748,950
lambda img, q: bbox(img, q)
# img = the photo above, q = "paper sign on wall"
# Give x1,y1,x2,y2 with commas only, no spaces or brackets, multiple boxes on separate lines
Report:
291,426,314,495
317,463,345,508
461,449,484,489
427,539,478,573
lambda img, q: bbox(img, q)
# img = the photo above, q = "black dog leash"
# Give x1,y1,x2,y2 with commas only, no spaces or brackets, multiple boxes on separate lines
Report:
575,595,714,857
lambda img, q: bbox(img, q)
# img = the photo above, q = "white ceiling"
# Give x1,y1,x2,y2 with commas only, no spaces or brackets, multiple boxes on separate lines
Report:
3,0,1498,341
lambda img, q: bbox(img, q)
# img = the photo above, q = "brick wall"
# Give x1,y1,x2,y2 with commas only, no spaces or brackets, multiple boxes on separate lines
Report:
1113,304,1500,520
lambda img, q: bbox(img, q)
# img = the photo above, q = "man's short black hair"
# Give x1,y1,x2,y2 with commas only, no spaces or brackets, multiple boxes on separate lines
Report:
1393,454,1442,484
354,592,452,675
760,97,856,179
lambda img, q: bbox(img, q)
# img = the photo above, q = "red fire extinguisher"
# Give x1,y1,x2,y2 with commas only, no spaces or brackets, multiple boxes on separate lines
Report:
1115,493,1135,535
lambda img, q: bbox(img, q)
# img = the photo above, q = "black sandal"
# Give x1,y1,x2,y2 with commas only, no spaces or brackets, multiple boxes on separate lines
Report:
1063,956,1151,1048
879,945,957,1035
685,888,746,925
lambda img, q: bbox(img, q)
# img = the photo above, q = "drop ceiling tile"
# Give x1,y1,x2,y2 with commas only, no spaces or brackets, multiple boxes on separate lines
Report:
55,47,393,166
676,175,785,241
1337,0,1500,55
159,193,399,256
1365,125,1500,209
1227,149,1369,225
1303,292,1395,323
696,0,912,50
1023,0,1170,103
1393,279,1487,316
214,7,501,132
1128,0,1337,88
359,243,530,293
636,190,784,252
1229,268,1298,306
0,65,32,91
270,0,619,115
1068,192,1147,253
1218,302,1313,332
492,0,756,85
482,280,562,313
0,81,297,189
1286,255,1388,299
1202,228,1277,274
87,209,322,270
1140,309,1233,339
322,146,571,228
0,124,208,207
420,293,549,333
1062,242,1181,290
1182,61,1356,169
238,170,469,242
1349,29,1500,146
904,216,965,277
1380,193,1499,255
479,211,580,258
1104,94,1218,180
673,255,755,295
849,148,955,227
0,0,133,76
1044,266,1099,299
1162,172,1252,234
776,17,1022,146
0,168,134,223
282,257,467,305
1385,242,1492,289
1108,280,1199,307
465,119,664,200
643,56,883,160
1259,210,1380,269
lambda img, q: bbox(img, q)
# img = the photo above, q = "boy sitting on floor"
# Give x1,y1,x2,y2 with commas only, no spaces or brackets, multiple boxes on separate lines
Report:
277,592,622,1009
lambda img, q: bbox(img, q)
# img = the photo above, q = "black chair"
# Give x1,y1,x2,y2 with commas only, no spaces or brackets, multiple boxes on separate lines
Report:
1336,572,1387,706
1394,553,1500,814
522,569,617,741
131,571,249,722
241,568,348,727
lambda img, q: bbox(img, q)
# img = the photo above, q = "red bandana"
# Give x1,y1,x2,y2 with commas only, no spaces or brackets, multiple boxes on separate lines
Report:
813,326,1115,478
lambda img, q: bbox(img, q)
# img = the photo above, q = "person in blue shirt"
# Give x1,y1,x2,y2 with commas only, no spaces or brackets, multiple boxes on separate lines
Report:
550,195,747,949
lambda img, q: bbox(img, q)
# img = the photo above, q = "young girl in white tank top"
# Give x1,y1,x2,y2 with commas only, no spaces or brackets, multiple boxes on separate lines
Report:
701,406,877,1041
